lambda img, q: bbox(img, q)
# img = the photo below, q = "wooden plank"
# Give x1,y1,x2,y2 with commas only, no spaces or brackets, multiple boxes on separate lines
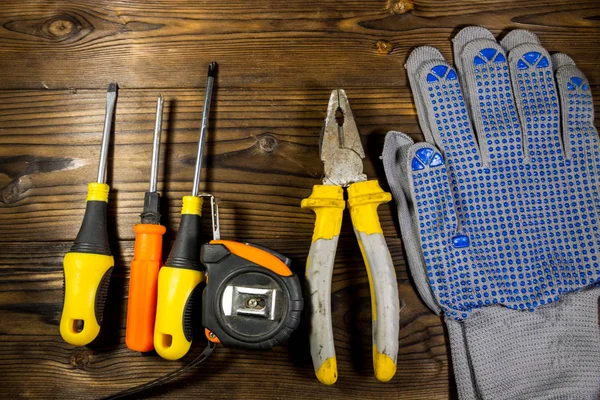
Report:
0,240,451,399
1,0,599,398
0,88,417,242
0,0,598,89
1,88,598,243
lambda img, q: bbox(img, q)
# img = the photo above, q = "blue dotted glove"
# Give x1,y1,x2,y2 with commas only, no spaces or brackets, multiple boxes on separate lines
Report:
382,27,600,399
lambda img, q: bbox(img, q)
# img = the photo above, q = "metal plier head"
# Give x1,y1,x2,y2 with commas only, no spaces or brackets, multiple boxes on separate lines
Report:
319,89,367,187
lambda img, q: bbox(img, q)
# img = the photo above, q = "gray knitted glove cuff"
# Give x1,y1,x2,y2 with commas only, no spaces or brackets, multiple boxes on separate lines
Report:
446,287,600,400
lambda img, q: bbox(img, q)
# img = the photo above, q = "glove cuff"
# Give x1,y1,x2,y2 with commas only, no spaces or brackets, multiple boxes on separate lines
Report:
446,287,600,400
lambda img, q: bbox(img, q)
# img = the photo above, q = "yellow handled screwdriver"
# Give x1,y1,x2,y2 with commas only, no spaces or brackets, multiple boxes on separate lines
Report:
154,63,216,360
60,83,118,346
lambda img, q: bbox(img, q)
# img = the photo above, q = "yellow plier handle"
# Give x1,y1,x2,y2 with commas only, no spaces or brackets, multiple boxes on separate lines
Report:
301,185,345,385
348,180,399,382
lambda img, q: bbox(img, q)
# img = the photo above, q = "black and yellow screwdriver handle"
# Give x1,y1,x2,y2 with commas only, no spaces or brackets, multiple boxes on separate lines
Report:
60,183,114,346
154,196,204,360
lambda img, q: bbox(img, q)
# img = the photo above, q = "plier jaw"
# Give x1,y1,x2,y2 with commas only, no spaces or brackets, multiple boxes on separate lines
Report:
320,89,367,187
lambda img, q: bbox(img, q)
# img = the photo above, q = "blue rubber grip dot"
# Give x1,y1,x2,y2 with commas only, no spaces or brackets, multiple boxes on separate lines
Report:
427,73,439,83
571,76,583,87
431,65,449,78
494,53,506,63
523,51,541,64
474,55,486,66
430,153,444,167
412,157,425,171
537,56,549,68
416,148,434,164
452,235,470,248
517,59,528,70
446,70,457,80
480,48,497,61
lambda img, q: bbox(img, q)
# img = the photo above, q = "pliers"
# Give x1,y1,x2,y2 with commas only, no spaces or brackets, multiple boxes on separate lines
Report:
301,89,399,385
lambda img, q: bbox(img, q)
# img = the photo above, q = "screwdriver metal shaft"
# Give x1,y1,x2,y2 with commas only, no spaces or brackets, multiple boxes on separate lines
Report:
192,62,217,197
150,95,164,193
97,83,118,184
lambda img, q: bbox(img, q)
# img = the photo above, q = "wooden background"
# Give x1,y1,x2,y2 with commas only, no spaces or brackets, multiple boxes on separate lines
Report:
0,0,599,398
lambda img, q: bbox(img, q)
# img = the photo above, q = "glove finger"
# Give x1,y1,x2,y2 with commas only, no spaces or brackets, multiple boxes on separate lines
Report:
500,29,541,52
382,131,442,314
454,27,524,166
407,142,457,237
554,53,600,166
406,141,466,313
406,48,483,173
405,46,446,145
453,26,496,122
453,26,496,76
505,31,563,163
554,55,600,284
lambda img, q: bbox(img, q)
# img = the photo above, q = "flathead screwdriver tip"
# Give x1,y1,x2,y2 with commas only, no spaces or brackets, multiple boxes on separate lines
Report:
97,83,118,184
207,62,217,78
149,95,164,194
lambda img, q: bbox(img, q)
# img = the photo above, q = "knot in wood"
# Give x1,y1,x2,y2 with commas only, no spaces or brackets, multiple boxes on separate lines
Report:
258,133,278,153
1,177,30,204
4,12,88,43
48,19,74,37
376,40,393,55
70,349,90,370
41,14,84,41
389,0,414,15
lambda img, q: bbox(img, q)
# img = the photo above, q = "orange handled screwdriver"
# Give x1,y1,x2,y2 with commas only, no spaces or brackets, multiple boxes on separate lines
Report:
125,95,167,352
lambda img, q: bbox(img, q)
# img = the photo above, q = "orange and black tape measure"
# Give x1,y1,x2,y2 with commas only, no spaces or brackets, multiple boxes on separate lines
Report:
201,240,303,349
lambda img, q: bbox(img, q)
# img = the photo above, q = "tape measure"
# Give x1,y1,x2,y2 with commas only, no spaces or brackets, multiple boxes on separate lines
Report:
197,194,303,349
201,240,303,349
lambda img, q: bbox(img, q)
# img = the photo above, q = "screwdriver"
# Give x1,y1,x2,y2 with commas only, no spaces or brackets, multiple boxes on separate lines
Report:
60,83,117,346
126,96,167,352
154,62,217,360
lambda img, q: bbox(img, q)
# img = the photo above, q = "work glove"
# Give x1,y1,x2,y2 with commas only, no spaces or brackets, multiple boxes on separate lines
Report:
381,26,600,399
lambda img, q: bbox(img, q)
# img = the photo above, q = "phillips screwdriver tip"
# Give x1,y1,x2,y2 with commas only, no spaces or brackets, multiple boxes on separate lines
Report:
207,62,218,78
107,83,118,93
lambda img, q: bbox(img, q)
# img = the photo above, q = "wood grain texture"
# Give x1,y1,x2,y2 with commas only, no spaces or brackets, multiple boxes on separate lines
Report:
0,0,599,398
0,0,599,89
